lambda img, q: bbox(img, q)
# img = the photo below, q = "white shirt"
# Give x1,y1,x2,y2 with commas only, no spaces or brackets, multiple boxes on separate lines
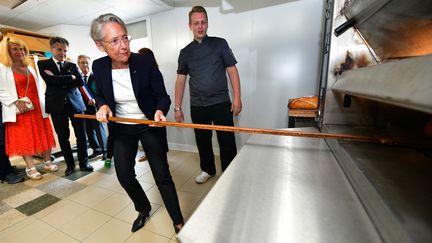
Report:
52,57,63,72
112,68,146,124
82,73,88,83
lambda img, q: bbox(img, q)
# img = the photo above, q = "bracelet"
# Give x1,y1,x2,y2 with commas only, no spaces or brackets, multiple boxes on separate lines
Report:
174,107,182,112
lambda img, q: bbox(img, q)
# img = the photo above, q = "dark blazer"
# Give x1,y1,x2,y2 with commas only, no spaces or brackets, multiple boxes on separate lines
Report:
86,73,96,93
38,58,86,114
0,106,4,145
83,73,97,115
92,52,171,120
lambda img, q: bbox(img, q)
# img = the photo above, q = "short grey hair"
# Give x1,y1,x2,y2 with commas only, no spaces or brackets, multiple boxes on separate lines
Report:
77,54,91,62
90,13,127,41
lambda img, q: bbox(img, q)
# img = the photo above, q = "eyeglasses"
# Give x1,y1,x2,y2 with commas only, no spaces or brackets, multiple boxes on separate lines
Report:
101,35,131,47
10,47,25,52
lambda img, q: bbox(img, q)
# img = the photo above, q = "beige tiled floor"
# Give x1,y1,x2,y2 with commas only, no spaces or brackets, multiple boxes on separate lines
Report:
0,150,221,242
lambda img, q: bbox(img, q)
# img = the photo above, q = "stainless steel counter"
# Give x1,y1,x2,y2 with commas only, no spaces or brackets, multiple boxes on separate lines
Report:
178,130,381,243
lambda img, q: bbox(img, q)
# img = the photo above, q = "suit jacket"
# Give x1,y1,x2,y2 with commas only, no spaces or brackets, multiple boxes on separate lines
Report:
86,73,97,94
92,52,171,120
38,58,86,114
82,73,97,115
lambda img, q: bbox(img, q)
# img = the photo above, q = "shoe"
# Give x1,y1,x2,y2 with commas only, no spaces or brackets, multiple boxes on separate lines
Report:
43,161,58,172
88,150,102,159
0,172,24,184
131,211,149,232
80,163,94,172
25,167,42,180
102,153,107,160
65,166,75,176
104,158,112,168
174,222,184,234
195,171,214,184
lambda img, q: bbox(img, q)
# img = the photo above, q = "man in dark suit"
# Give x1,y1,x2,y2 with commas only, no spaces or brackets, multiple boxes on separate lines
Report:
77,54,107,160
38,36,93,176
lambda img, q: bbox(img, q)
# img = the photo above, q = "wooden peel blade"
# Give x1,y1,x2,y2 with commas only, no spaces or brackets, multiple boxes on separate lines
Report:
74,114,383,143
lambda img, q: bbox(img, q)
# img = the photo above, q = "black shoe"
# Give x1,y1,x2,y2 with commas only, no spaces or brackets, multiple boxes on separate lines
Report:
88,151,102,159
0,172,24,184
65,166,75,176
131,211,149,232
80,163,94,172
101,153,107,160
174,222,184,234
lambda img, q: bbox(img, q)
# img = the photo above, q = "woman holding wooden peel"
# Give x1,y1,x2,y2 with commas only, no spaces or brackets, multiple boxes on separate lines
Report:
90,13,184,234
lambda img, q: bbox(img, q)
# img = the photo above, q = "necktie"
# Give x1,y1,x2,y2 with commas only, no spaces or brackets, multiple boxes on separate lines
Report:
57,61,64,72
83,75,88,84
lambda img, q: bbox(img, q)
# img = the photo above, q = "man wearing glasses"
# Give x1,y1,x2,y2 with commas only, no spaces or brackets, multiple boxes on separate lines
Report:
38,36,93,176
77,54,107,160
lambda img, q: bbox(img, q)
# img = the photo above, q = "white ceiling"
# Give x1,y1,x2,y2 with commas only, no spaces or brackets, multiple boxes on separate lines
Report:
0,0,175,31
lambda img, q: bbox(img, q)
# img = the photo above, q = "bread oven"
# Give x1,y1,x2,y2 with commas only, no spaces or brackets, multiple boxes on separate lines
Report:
176,1,431,242
318,0,432,242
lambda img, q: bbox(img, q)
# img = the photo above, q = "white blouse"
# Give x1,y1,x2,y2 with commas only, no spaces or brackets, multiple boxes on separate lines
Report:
0,63,48,123
112,68,146,124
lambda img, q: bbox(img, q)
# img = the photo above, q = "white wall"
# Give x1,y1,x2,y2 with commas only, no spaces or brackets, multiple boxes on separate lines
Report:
38,25,104,64
151,0,325,152
35,0,325,153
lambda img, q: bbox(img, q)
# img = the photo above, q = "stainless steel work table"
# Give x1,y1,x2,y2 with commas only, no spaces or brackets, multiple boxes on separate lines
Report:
177,130,381,243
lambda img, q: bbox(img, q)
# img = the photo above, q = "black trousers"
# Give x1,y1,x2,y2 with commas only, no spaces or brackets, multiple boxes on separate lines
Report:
50,101,88,168
0,110,12,177
85,118,107,153
0,145,13,177
191,101,237,174
106,123,114,159
113,123,183,225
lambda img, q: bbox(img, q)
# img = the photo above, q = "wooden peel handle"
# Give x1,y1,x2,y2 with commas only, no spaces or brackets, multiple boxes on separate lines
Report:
74,114,380,143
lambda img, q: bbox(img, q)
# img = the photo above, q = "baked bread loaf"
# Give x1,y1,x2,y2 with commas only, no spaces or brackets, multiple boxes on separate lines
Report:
288,95,318,109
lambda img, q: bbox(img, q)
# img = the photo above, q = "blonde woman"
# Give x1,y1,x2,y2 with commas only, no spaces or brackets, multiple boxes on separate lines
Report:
0,37,57,180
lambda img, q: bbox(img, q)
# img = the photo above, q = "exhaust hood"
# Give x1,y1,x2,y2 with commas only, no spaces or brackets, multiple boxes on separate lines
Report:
335,0,432,61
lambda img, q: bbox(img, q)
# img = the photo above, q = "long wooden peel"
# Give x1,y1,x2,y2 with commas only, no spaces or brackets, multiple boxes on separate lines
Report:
74,113,384,143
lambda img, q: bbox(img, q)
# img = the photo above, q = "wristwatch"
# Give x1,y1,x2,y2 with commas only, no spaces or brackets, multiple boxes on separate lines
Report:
174,107,182,112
